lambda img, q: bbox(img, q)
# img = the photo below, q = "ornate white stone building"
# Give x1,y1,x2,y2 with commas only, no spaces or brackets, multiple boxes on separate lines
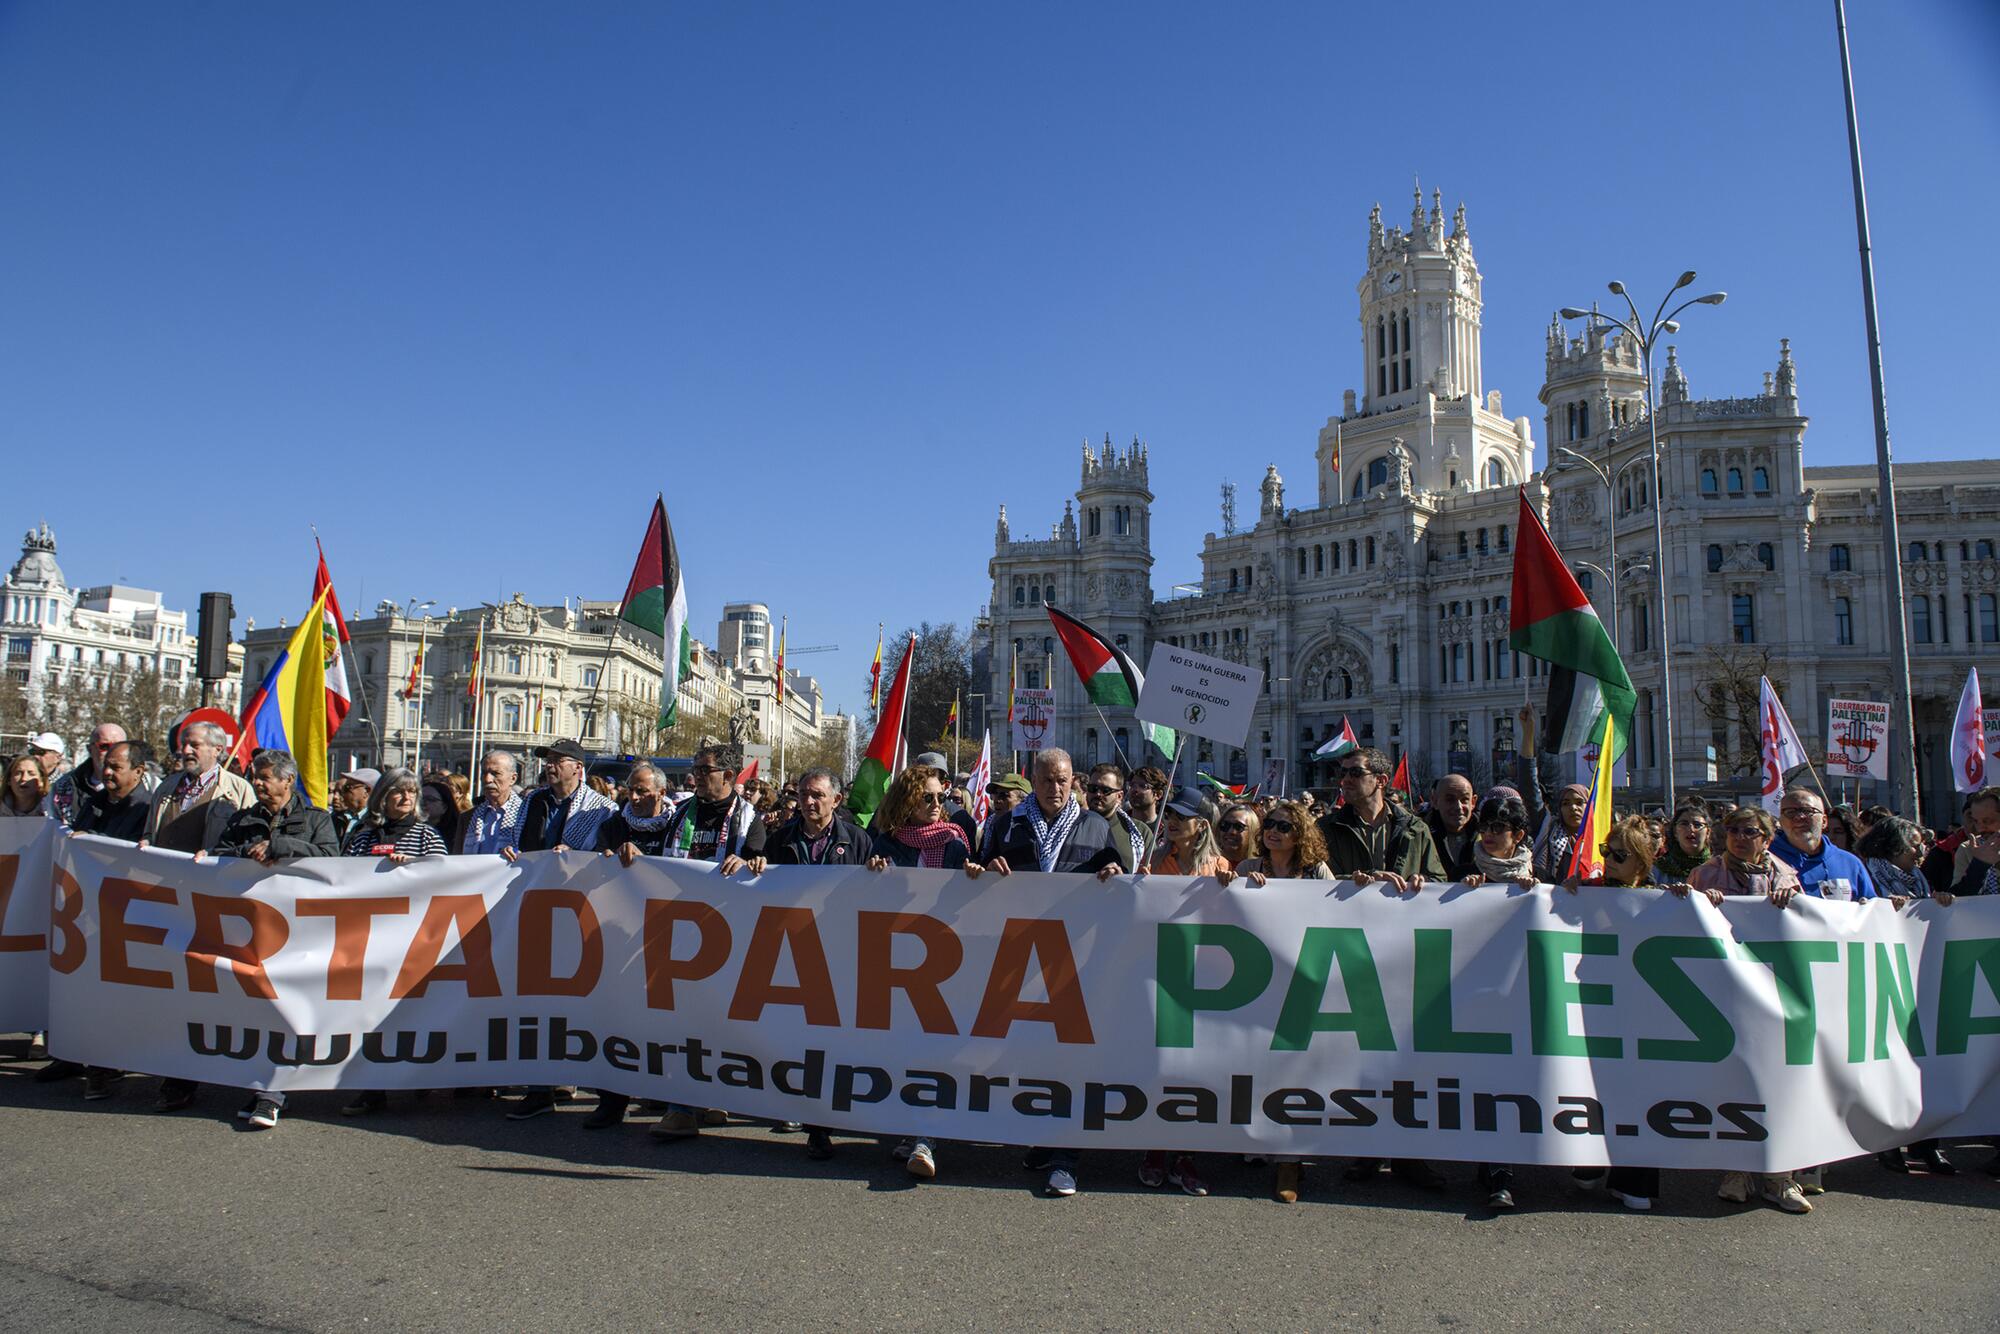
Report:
980,189,2000,823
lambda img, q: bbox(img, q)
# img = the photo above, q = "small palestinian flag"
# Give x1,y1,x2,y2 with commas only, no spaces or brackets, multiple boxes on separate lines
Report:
1313,717,1358,758
619,495,691,730
1046,603,1176,758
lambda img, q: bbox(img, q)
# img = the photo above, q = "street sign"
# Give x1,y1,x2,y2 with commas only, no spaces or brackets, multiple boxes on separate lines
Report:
1136,644,1262,748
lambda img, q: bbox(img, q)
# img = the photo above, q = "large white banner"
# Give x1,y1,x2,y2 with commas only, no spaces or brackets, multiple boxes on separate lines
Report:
0,818,55,1030
37,834,2000,1172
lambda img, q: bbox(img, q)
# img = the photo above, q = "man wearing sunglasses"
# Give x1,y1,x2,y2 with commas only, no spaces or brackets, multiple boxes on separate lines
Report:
1317,747,1445,894
658,742,767,874
1084,762,1151,872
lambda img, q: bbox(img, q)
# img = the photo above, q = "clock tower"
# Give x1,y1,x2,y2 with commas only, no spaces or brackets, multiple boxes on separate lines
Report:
1358,183,1484,413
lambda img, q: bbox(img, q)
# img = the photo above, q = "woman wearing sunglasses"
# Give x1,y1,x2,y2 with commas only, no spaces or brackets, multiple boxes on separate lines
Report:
1234,799,1330,1201
1214,803,1262,871
1687,806,1815,1213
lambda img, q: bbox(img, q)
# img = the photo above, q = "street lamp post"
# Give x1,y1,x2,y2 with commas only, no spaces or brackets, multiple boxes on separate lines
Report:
401,598,436,772
1561,274,1726,814
1554,444,1618,654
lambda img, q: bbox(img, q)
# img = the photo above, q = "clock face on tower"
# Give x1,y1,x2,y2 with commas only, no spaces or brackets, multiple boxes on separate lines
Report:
1382,270,1404,294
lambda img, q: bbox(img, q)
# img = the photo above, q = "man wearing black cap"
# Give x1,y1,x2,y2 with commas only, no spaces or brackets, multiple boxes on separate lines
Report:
507,739,618,861
978,772,1030,859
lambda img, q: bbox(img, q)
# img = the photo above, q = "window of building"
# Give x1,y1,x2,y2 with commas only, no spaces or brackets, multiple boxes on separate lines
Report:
1486,459,1505,487
1229,569,1239,591
1298,549,1307,576
1757,543,1774,571
1907,541,1927,562
1389,643,1400,683
1834,597,1853,646
1707,544,1724,573
1752,466,1771,494
1458,532,1469,558
1978,539,1996,560
1114,633,1128,648
502,701,522,731
1332,542,1341,570
1014,586,1025,605
1829,544,1850,573
1348,539,1358,567
1981,594,1999,644
1726,467,1744,495
1314,545,1323,575
1498,524,1510,552
1911,596,1932,644
1732,594,1756,644
1578,569,1594,591
1631,600,1650,651
581,666,599,688
1366,536,1376,566
1939,593,1952,644
362,651,376,677
1701,468,1719,496
1477,528,1489,556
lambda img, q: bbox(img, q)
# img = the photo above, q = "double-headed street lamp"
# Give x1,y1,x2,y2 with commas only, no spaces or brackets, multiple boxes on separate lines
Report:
1560,272,1725,814
1553,444,1619,653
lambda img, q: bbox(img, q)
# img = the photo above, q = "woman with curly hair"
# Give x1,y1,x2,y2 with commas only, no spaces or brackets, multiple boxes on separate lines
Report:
866,765,969,871
1238,800,1333,884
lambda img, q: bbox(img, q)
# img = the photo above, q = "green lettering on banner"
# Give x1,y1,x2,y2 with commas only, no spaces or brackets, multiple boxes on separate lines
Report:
1631,935,1735,1063
1847,942,1867,1064
1873,942,1924,1059
1271,927,1394,1052
1526,930,1621,1058
1411,929,1510,1054
1935,937,2000,1056
1743,939,1841,1066
1154,924,1273,1048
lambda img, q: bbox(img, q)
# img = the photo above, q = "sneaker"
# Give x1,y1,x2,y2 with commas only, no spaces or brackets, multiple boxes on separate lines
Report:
1273,1161,1302,1204
1919,1146,1958,1176
1609,1188,1652,1212
1716,1171,1752,1204
245,1097,282,1130
152,1081,196,1113
1795,1166,1826,1195
805,1130,835,1160
891,1138,916,1162
1759,1177,1812,1213
1487,1187,1516,1210
1137,1150,1168,1188
580,1100,626,1130
906,1141,937,1179
82,1070,118,1101
341,1091,386,1117
504,1090,557,1121
1877,1149,1912,1174
700,1108,729,1127
1044,1168,1077,1197
651,1110,699,1140
1168,1155,1208,1197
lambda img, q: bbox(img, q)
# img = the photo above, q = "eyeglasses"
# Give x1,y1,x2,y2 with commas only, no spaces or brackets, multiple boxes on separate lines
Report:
1676,820,1709,831
690,764,723,776
1085,784,1122,797
1724,825,1768,839
1601,843,1631,860
1218,821,1252,834
1264,820,1295,834
1338,767,1376,780
922,790,946,805
1778,806,1821,819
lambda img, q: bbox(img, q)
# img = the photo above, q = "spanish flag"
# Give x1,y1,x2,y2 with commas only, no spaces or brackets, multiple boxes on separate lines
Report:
230,586,334,807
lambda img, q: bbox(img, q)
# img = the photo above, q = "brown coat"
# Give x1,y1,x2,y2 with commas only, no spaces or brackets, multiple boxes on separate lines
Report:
145,766,257,851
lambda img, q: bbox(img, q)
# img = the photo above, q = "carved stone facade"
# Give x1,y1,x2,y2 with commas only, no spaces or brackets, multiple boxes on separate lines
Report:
979,194,2000,819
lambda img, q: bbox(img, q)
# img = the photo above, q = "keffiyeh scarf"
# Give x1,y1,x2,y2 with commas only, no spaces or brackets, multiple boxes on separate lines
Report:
894,821,968,868
1024,796,1082,873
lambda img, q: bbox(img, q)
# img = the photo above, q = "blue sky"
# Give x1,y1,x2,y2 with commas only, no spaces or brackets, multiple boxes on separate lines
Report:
4,2,1996,717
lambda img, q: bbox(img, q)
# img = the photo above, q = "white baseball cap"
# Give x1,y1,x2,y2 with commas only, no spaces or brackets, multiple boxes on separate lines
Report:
27,733,65,756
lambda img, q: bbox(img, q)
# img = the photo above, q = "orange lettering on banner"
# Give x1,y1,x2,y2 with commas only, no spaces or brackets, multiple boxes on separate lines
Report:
100,878,177,990
642,900,731,1010
727,906,840,1026
185,893,289,999
0,855,46,952
970,918,1096,1044
49,865,85,973
517,889,603,997
855,911,963,1034
391,894,500,999
297,897,410,1000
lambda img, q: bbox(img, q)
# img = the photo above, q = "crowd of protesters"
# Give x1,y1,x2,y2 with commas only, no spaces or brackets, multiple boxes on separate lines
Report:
6,716,1997,1206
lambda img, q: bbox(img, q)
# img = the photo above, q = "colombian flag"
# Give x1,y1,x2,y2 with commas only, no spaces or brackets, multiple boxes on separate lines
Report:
230,586,334,807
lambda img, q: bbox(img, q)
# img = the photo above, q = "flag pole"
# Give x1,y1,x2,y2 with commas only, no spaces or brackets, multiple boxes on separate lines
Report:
314,527,382,765
778,615,789,788
412,615,429,776
952,690,961,776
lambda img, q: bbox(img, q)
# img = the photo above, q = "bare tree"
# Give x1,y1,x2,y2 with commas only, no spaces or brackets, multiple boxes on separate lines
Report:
1694,646,1778,778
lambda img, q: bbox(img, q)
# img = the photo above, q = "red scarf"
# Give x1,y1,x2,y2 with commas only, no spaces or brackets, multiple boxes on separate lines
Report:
895,820,967,868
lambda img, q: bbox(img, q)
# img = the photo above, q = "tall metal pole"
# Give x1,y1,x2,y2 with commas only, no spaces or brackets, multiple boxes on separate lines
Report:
1835,0,1921,819
1641,348,1675,814
412,615,429,777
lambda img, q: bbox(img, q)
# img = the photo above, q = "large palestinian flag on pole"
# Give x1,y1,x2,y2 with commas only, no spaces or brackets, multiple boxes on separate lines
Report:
1046,603,1176,759
849,632,915,828
618,495,691,730
1508,489,1635,759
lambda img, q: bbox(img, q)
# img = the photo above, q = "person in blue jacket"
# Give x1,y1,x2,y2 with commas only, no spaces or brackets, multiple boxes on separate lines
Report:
1771,786,1878,902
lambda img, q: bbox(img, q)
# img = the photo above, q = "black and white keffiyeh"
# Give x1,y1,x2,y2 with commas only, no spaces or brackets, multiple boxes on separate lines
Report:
1024,796,1082,873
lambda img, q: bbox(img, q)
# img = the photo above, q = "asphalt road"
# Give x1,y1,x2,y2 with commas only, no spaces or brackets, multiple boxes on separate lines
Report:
0,1052,1993,1332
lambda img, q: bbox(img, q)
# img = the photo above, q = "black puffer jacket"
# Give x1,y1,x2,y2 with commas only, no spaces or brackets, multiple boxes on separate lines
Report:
214,792,341,859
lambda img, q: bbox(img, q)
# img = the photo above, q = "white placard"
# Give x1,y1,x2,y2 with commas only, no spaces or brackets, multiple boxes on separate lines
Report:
1137,644,1262,748
1826,698,1889,780
1260,757,1288,798
1010,688,1055,752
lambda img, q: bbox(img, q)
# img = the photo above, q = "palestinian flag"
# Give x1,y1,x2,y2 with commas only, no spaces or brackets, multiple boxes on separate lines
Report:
1313,716,1358,758
1046,603,1176,758
850,632,915,828
1508,489,1635,759
1196,773,1247,799
619,495,691,730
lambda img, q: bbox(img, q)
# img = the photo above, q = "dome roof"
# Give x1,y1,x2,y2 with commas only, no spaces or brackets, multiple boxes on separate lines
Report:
6,524,65,591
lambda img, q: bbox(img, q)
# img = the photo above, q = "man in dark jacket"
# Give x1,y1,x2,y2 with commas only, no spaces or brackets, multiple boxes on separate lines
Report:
1422,773,1479,882
1319,747,1446,891
72,741,153,845
765,767,871,868
985,748,1123,878
593,762,680,863
512,739,618,859
1317,746,1447,1191
212,751,341,862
